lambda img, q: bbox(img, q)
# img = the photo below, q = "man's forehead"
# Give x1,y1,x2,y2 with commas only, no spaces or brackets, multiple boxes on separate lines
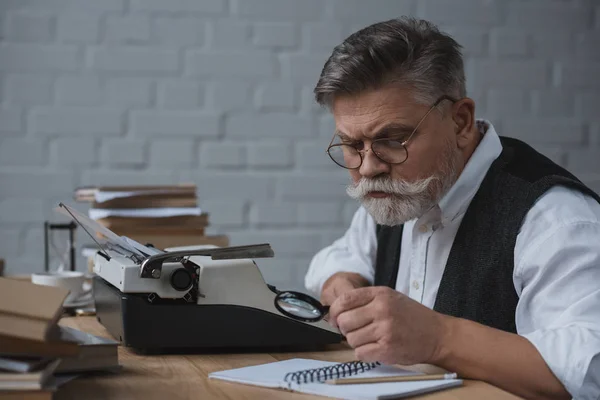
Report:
332,90,420,139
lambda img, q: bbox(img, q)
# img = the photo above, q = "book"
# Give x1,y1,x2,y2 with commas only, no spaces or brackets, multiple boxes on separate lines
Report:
53,326,119,374
96,214,209,231
0,278,69,342
209,358,462,400
0,356,54,373
75,184,196,203
0,333,80,358
92,195,198,210
0,359,60,391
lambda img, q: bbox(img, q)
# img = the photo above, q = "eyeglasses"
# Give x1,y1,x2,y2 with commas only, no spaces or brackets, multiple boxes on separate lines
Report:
326,95,457,169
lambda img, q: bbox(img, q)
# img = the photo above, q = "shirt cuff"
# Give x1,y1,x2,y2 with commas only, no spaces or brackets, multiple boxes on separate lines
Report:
521,326,600,400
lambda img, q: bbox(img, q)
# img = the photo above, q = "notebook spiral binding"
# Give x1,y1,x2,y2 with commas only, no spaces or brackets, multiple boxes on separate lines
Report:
284,361,381,384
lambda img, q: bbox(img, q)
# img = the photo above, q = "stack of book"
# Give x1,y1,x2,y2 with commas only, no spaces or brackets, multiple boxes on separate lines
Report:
74,184,229,250
0,278,119,399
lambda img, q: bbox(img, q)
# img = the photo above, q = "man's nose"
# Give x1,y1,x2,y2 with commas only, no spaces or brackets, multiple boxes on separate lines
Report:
358,147,389,178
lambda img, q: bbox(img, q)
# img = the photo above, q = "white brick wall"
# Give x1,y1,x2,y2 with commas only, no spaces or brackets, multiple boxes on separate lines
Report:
0,0,598,291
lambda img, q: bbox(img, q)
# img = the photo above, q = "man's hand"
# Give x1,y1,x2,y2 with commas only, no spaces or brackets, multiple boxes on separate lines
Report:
320,272,370,306
329,286,449,366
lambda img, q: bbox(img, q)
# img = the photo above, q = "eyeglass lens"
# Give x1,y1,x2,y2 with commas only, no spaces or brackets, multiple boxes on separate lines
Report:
328,140,408,169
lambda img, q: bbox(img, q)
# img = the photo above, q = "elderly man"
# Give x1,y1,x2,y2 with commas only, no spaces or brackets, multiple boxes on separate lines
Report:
304,17,600,400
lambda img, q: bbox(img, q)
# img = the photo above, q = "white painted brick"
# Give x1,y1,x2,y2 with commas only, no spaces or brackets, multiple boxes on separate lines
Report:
101,140,146,167
0,171,74,197
157,80,204,110
233,0,323,20
0,138,45,167
0,108,23,134
5,11,54,43
576,92,600,119
566,149,600,174
0,228,22,257
342,201,360,226
332,0,414,21
532,90,575,117
57,13,99,44
149,139,195,167
130,111,219,137
576,32,600,61
4,75,53,106
560,63,600,88
255,83,296,111
130,0,225,14
186,51,276,78
418,0,500,25
253,23,297,48
192,173,274,201
296,141,336,169
278,173,350,201
30,107,122,136
199,199,246,227
207,82,252,111
249,203,297,227
507,2,589,30
201,142,246,168
208,20,250,49
471,60,549,89
596,6,600,29
106,78,152,107
320,229,348,249
91,47,178,73
503,119,586,145
319,115,336,138
281,53,331,82
247,141,293,168
298,202,342,227
105,16,151,44
531,32,575,60
490,30,529,58
56,76,103,106
51,137,96,166
152,17,205,46
81,170,178,186
0,44,80,72
0,0,125,12
444,28,488,57
227,231,320,257
487,90,530,117
302,23,343,51
226,113,312,138
0,198,45,223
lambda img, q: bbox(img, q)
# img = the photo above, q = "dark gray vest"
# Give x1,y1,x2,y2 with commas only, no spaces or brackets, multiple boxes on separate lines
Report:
374,136,600,333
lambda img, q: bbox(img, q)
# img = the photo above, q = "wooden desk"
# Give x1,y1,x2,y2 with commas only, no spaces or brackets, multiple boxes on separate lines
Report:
56,317,522,400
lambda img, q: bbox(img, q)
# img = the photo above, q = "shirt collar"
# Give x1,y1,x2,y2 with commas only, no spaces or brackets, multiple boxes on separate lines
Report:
435,119,502,227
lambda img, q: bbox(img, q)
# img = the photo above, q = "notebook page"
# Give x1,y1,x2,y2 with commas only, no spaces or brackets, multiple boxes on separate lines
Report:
209,359,462,399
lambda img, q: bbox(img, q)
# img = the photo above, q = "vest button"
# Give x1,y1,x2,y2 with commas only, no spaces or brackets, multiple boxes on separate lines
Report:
418,224,428,233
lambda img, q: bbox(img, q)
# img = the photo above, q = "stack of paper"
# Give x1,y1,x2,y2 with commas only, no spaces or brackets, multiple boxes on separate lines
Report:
0,278,119,399
74,184,229,250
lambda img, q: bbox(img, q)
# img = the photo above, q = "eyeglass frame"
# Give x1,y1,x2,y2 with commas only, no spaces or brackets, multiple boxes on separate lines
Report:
325,94,458,170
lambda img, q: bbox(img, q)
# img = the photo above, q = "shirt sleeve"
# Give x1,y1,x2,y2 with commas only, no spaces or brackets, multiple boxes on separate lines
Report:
304,206,377,298
514,187,600,400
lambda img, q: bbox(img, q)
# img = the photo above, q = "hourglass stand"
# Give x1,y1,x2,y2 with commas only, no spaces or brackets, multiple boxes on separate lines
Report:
44,221,77,272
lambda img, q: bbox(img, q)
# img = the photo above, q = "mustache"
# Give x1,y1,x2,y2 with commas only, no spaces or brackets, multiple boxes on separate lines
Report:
346,175,437,199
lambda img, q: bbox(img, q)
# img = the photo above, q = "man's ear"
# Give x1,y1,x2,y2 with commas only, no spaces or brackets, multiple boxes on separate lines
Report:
452,98,476,149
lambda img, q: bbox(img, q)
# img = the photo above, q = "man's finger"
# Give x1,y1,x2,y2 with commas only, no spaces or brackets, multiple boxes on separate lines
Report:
345,321,378,349
336,306,373,335
354,342,383,363
329,287,378,327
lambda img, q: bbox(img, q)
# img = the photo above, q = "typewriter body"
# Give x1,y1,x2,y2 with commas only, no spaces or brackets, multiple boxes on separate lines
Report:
57,203,342,353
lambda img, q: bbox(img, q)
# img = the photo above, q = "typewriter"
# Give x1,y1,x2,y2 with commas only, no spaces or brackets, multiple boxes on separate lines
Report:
56,203,342,353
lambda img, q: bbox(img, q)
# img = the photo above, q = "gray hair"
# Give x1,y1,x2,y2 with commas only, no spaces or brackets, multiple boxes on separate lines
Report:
314,17,466,108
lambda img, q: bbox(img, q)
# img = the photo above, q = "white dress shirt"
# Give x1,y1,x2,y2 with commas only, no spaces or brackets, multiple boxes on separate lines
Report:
305,120,600,400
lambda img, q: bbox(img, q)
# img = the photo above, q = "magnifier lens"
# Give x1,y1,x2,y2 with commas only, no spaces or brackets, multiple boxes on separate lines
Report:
276,297,322,319
274,291,327,322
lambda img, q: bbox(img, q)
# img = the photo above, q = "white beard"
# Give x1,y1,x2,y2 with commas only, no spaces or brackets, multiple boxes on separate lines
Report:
346,148,460,226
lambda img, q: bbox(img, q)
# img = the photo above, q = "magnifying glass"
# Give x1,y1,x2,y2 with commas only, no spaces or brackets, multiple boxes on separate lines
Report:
274,290,330,323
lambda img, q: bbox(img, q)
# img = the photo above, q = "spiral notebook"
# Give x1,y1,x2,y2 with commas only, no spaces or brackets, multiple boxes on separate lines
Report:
209,358,462,400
